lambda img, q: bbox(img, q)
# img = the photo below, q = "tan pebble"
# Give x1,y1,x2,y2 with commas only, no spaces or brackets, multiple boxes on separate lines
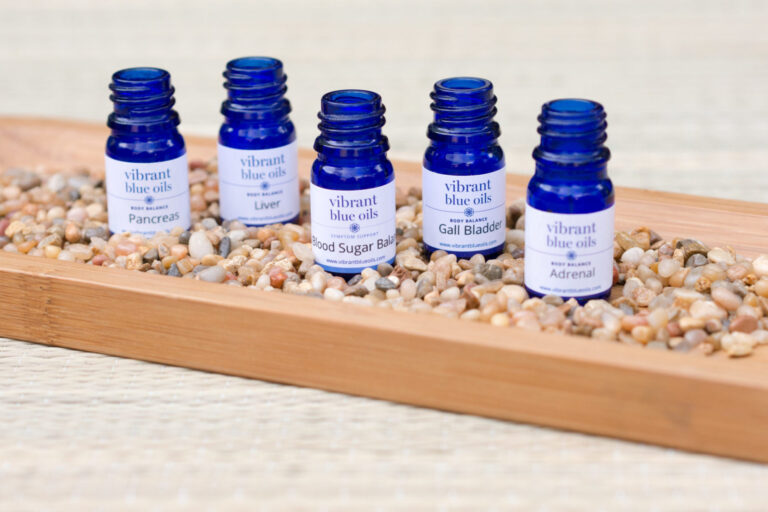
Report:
170,244,188,259
326,276,346,291
460,309,481,321
201,254,222,266
751,255,768,278
689,300,727,320
490,313,510,327
64,223,81,243
44,245,61,259
678,316,706,331
403,255,427,271
754,279,768,298
621,315,648,331
291,242,313,262
730,315,759,334
668,268,690,288
707,247,735,265
512,311,541,330
161,255,178,269
694,276,711,292
726,264,748,281
190,194,207,212
68,244,93,261
631,325,654,344
721,332,757,357
711,286,741,311
175,257,194,275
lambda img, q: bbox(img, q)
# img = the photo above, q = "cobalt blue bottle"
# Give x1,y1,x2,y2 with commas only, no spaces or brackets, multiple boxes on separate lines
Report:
310,90,396,278
524,99,615,303
105,67,190,236
422,77,506,259
218,56,299,226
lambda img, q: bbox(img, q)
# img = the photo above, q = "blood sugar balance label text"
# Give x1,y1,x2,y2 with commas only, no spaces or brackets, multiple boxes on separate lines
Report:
422,167,506,252
310,181,396,272
105,154,190,236
217,140,299,225
524,204,615,298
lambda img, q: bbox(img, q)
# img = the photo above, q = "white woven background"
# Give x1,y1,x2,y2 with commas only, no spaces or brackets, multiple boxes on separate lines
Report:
1,1,768,510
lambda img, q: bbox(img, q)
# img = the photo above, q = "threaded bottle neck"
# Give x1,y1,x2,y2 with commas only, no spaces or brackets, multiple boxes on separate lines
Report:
533,99,610,174
108,67,180,134
314,89,389,160
427,77,500,144
221,56,291,123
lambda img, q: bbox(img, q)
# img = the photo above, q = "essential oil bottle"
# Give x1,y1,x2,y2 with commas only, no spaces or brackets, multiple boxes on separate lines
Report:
218,56,299,226
310,90,396,277
524,99,615,303
105,67,190,236
422,77,506,259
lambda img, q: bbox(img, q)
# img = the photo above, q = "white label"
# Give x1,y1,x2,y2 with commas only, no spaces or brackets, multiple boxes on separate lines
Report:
524,204,615,298
217,140,299,225
105,154,190,236
310,181,396,272
422,167,507,253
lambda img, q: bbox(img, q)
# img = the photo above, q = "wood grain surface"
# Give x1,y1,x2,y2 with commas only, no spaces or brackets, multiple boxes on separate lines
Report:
1,117,767,463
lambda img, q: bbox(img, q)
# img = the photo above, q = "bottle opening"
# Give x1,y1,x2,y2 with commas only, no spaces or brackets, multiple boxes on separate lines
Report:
321,90,382,117
435,77,491,93
546,99,602,115
112,67,168,83
228,56,282,72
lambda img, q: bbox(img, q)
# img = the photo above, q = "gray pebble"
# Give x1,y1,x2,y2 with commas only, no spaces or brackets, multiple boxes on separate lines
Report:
68,189,81,201
201,218,219,230
347,274,363,286
167,263,182,277
377,262,394,277
375,277,396,291
685,253,708,267
218,236,232,258
478,263,503,281
143,248,158,263
178,230,191,245
344,284,368,297
83,226,107,243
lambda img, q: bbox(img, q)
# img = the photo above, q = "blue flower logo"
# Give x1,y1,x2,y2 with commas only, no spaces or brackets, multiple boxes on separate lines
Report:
349,223,360,233
260,181,270,191
567,250,577,261
464,207,474,218
144,195,155,205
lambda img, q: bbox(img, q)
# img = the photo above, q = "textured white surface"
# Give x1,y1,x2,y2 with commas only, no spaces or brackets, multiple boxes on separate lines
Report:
2,340,768,511
1,0,768,509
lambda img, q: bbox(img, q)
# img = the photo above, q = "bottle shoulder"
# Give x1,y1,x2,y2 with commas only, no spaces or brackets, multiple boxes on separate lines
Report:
423,142,504,175
106,130,186,163
527,173,614,214
311,157,394,191
219,119,296,150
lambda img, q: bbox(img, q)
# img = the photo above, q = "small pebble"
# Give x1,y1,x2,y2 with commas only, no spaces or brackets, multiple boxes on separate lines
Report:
188,231,214,259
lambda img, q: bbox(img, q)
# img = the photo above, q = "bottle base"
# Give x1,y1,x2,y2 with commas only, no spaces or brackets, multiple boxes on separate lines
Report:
226,215,301,228
525,285,612,305
424,243,504,261
318,258,396,282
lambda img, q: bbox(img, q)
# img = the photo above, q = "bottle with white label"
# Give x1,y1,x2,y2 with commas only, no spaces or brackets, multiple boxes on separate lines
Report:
310,90,396,278
105,67,190,237
524,99,615,303
422,77,506,259
218,57,299,226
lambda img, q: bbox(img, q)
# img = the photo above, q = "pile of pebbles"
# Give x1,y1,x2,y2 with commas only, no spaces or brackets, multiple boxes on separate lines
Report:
1,160,767,357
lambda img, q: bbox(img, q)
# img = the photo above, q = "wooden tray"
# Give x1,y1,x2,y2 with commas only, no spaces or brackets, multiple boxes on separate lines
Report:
1,117,767,463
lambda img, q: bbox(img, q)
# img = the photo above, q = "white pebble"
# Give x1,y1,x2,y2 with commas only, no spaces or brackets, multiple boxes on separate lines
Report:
621,247,644,265
188,231,215,259
324,288,344,301
657,258,680,278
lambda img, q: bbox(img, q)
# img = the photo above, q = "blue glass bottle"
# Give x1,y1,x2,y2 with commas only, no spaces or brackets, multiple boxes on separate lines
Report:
524,99,615,303
310,90,396,278
105,67,190,236
218,56,299,226
422,77,506,259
